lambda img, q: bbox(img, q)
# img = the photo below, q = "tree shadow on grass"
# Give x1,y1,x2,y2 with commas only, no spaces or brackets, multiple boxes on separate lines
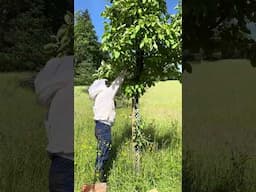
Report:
143,120,181,151
105,123,131,180
104,120,181,181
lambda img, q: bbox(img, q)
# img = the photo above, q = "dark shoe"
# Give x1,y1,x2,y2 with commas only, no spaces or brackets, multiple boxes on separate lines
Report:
94,169,107,183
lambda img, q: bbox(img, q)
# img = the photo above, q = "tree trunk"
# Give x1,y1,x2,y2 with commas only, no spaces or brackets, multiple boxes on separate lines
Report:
131,94,140,174
131,48,144,174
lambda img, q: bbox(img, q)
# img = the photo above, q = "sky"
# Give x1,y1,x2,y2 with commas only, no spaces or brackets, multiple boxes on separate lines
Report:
75,0,179,42
247,22,256,41
75,0,256,42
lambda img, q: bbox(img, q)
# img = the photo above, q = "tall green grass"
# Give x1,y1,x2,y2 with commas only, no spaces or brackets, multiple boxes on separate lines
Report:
183,59,256,191
75,81,182,192
0,73,49,191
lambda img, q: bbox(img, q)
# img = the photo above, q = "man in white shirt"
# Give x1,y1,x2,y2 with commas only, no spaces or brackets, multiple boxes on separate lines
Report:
88,71,126,182
34,56,74,192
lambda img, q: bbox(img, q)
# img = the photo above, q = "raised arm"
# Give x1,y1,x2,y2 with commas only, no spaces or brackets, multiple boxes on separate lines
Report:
109,71,126,98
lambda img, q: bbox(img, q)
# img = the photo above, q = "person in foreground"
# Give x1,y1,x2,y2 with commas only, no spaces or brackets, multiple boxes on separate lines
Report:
34,56,74,192
82,70,126,192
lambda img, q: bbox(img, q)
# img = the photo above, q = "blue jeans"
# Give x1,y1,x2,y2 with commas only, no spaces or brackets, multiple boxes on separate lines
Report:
95,121,112,181
49,156,74,192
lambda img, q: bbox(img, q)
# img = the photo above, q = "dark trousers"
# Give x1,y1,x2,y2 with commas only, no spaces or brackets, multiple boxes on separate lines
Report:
95,121,112,182
49,156,74,192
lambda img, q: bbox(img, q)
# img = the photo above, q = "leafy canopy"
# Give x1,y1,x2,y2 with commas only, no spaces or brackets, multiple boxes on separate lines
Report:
183,0,256,70
44,11,74,57
98,0,182,98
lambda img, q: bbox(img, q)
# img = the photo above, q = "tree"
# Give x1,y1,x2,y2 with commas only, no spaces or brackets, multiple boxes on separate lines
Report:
0,0,73,71
74,10,108,85
44,11,74,58
183,0,256,73
99,0,181,173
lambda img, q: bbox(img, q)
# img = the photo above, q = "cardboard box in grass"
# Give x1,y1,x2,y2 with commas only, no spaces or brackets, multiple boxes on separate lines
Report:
81,183,158,192
82,183,107,192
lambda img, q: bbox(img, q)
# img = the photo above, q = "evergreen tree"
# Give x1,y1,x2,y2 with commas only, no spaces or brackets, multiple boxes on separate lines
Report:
74,10,108,85
0,0,73,71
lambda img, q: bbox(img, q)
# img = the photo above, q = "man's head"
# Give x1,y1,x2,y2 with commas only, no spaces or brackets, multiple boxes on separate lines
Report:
88,79,108,100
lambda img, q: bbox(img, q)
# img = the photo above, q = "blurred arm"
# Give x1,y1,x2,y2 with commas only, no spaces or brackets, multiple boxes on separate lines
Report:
109,71,126,98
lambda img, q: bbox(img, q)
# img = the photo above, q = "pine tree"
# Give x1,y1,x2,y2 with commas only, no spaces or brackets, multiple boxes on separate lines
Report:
74,10,107,85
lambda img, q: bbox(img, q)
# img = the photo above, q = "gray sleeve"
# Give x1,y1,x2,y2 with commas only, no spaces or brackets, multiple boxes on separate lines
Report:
34,56,73,106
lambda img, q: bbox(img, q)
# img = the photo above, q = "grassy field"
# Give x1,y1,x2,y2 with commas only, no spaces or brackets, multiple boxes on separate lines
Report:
0,73,49,191
75,81,182,192
2,60,256,192
183,59,256,191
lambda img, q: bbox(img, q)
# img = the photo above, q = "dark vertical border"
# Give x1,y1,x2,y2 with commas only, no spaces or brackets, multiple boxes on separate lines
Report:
182,1,256,191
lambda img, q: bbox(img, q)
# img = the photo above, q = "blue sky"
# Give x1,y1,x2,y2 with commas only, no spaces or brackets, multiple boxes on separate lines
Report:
75,0,179,42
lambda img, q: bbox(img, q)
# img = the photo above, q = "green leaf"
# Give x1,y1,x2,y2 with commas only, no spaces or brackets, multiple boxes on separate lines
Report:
153,42,158,50
64,14,72,25
138,8,142,15
61,35,70,45
57,26,66,40
139,40,145,49
135,25,140,33
113,50,120,59
44,43,58,50
158,34,164,40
